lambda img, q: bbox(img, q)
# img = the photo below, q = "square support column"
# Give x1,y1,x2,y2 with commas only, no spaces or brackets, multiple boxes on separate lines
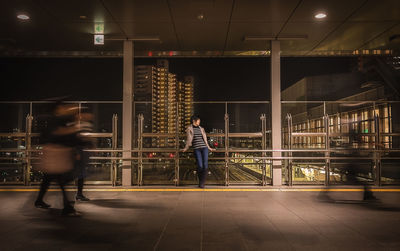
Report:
270,40,282,186
122,40,133,186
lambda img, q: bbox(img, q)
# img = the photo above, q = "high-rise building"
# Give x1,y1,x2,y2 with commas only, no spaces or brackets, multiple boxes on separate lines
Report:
134,60,194,147
178,76,194,132
134,65,153,102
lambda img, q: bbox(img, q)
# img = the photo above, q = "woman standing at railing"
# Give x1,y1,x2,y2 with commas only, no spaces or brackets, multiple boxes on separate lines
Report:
182,115,215,188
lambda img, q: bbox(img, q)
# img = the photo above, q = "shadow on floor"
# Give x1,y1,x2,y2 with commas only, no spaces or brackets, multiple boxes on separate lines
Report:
316,191,400,212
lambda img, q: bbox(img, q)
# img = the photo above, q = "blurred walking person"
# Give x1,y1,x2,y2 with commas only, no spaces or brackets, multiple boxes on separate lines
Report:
74,111,95,201
318,119,378,202
35,102,81,216
182,115,215,188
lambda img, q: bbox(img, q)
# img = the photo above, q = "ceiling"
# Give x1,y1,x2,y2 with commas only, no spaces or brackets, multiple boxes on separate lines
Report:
1,0,399,57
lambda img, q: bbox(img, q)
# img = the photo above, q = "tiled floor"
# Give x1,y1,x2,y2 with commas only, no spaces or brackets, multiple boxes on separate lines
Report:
1,187,400,250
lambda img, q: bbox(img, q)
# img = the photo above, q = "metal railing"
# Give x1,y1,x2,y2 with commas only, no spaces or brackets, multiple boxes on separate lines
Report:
0,111,119,185
1,100,399,186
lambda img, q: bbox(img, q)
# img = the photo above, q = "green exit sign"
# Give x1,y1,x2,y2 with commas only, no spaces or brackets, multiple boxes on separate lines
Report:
94,23,104,34
94,35,104,45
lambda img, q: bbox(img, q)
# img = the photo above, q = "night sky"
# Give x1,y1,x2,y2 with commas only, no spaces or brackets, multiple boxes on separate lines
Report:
0,57,357,101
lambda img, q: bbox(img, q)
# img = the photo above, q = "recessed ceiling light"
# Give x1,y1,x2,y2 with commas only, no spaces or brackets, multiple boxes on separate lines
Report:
315,12,327,19
17,14,30,20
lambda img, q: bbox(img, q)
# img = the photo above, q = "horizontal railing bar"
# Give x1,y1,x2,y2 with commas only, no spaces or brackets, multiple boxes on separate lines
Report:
292,132,326,137
0,132,112,138
2,148,400,153
0,157,26,160
141,133,264,137
0,133,25,137
0,131,396,140
80,132,113,138
281,101,400,104
381,133,400,136
0,101,123,104
329,133,377,136
88,156,400,161
143,100,269,104
2,100,400,105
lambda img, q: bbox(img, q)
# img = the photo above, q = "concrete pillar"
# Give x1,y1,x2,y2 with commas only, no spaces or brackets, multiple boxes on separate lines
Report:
270,40,282,186
122,40,133,186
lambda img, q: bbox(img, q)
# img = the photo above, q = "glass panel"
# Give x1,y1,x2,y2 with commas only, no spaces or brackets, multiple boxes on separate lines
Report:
381,157,400,185
0,103,30,133
229,152,263,185
329,159,375,185
282,102,325,149
141,159,175,185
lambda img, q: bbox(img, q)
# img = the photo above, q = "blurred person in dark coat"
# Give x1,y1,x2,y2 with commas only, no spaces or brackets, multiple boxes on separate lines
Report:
74,111,95,201
34,102,81,216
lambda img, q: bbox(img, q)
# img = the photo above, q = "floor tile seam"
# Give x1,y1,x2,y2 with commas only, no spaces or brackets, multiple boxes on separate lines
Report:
306,199,386,248
226,202,251,251
274,196,341,249
200,191,204,251
261,211,295,250
4,218,55,251
152,194,180,251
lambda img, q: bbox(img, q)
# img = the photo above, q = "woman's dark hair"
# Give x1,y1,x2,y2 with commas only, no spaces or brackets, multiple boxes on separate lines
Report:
190,115,200,123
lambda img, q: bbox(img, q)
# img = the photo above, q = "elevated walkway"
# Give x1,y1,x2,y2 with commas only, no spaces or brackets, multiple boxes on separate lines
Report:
1,186,400,250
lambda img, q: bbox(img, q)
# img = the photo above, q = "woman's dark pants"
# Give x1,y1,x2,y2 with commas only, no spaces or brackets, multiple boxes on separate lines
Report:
194,147,208,187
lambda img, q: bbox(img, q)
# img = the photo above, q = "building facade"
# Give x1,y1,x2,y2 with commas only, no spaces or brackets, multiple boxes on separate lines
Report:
134,60,194,147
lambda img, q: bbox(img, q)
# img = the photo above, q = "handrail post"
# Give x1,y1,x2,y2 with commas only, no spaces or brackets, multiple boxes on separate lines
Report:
324,114,330,186
286,113,293,186
260,114,267,186
138,114,144,186
224,113,229,186
175,103,180,186
374,114,381,186
111,114,118,186
25,114,33,186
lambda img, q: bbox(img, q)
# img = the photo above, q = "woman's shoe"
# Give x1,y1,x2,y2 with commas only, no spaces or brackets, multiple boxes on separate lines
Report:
34,200,51,209
76,194,90,201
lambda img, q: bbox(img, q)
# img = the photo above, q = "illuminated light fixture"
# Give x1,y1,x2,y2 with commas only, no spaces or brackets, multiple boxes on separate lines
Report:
79,15,87,19
94,22,104,45
94,23,104,34
17,14,30,20
314,12,327,19
197,13,204,20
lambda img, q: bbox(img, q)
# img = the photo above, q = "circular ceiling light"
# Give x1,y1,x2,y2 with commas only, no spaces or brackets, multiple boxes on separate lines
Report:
17,14,30,20
314,12,327,19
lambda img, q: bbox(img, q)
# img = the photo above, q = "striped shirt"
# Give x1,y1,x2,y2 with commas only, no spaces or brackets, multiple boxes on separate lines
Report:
192,126,207,149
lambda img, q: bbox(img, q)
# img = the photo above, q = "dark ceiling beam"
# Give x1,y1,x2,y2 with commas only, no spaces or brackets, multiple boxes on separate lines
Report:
166,0,181,50
100,0,128,39
275,0,303,39
244,35,308,41
357,22,400,50
306,0,370,55
222,0,235,56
